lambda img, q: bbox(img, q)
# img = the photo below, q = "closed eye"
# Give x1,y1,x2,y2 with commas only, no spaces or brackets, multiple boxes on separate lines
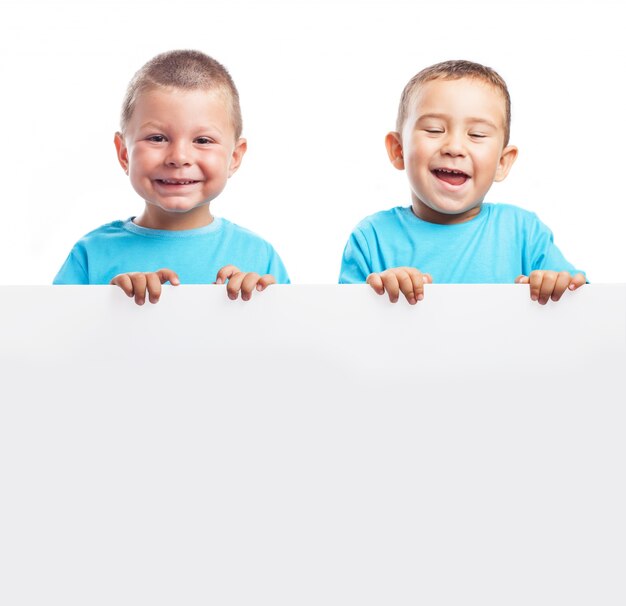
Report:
469,133,487,139
424,129,444,134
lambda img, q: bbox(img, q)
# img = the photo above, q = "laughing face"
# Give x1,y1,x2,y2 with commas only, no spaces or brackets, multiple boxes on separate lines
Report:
114,87,246,230
386,77,517,224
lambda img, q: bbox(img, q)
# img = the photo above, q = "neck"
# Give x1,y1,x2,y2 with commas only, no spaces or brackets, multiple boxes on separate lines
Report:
134,205,214,231
411,200,483,225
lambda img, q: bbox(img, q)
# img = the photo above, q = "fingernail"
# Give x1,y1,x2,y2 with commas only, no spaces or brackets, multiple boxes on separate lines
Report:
408,297,416,305
417,293,424,301
215,278,223,285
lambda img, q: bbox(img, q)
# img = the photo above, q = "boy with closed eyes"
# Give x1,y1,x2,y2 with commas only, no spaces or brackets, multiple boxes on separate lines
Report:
339,60,585,305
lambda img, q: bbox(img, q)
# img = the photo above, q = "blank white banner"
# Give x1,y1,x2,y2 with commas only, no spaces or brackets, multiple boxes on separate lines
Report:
1,285,625,605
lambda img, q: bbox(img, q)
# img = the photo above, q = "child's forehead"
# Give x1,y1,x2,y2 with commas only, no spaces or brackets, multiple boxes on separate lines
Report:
413,76,506,110
136,85,228,108
130,86,233,125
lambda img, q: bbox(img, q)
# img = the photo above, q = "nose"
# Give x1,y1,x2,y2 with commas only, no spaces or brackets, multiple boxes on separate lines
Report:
441,130,466,157
165,140,192,167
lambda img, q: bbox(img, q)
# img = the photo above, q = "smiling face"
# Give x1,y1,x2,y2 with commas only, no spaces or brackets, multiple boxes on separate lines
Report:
386,77,517,224
114,86,246,230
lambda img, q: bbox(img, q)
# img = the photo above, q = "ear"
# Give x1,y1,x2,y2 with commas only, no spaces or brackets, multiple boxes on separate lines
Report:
228,138,247,177
114,132,129,174
385,132,405,170
494,144,518,182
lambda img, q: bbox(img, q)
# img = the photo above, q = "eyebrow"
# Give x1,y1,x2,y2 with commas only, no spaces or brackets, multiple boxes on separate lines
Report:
417,113,499,129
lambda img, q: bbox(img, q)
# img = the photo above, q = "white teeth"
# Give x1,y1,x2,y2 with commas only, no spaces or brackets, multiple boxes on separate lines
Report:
160,179,195,184
438,168,464,174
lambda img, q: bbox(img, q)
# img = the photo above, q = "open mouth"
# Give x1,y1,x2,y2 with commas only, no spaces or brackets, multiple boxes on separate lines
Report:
432,168,470,186
156,179,199,185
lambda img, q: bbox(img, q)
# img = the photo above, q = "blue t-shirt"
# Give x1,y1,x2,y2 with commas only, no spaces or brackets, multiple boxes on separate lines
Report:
54,217,290,285
339,203,583,284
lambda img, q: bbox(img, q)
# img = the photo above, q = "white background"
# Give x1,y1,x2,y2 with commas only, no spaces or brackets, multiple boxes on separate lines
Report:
0,0,624,285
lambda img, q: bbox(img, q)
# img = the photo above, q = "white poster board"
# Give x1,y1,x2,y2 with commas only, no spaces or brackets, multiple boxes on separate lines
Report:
1,285,625,605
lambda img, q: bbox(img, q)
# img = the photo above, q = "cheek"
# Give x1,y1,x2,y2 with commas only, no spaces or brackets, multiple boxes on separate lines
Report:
474,145,502,168
203,151,231,174
129,147,160,171
405,147,432,175
408,139,437,167
476,153,502,182
127,150,157,187
127,171,150,195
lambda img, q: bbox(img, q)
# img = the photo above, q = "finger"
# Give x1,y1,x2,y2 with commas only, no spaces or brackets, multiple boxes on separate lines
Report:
225,271,245,300
240,273,261,301
537,271,557,305
130,274,148,306
156,268,180,286
568,273,587,291
422,273,433,284
515,275,529,284
215,265,241,285
380,271,400,303
145,273,163,304
408,268,428,302
110,274,135,298
397,269,418,305
366,273,385,295
550,271,573,302
255,274,277,291
528,272,544,302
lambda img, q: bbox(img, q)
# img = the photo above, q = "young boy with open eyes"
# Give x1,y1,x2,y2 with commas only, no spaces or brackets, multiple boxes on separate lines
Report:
339,60,585,305
54,50,289,304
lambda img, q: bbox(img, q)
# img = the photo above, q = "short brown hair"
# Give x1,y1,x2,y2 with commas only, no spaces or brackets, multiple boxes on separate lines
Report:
396,59,512,145
120,49,243,138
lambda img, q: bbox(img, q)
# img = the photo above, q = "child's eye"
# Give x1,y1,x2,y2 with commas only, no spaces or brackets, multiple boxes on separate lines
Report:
147,135,167,143
424,129,444,134
195,137,214,145
469,133,487,139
